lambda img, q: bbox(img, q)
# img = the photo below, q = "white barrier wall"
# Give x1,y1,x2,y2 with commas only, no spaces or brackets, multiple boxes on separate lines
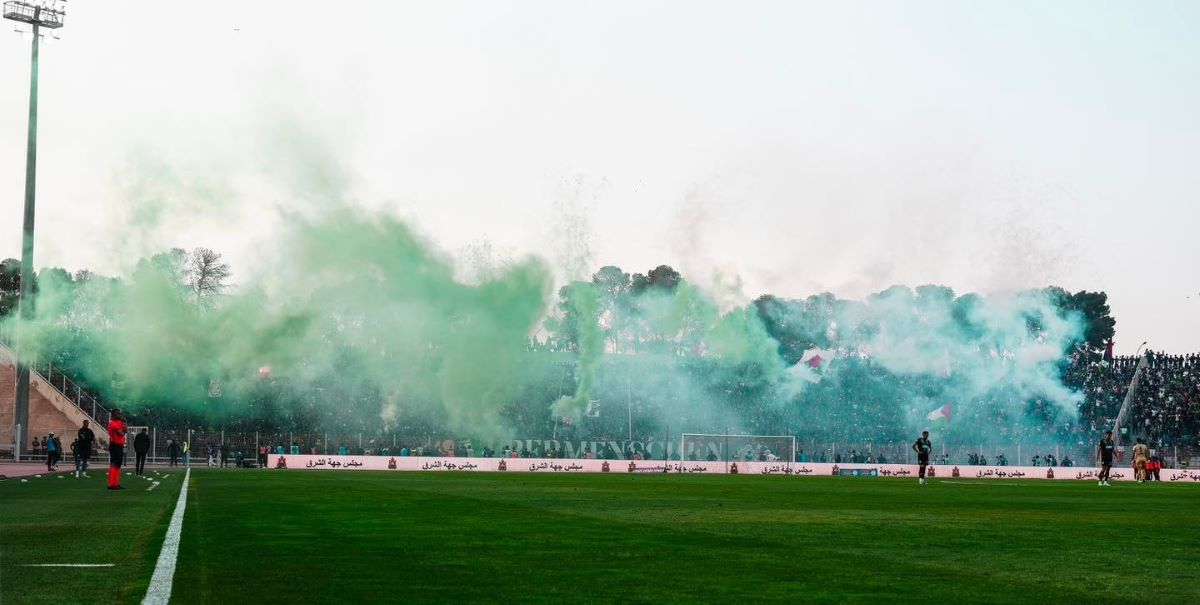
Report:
266,454,1200,482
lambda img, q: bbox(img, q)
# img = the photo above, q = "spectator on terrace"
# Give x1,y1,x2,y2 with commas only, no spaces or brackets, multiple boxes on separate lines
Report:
1031,455,1040,467
399,445,410,456
338,443,348,456
206,442,217,467
219,443,230,468
31,436,40,453
182,440,190,467
1061,455,1073,467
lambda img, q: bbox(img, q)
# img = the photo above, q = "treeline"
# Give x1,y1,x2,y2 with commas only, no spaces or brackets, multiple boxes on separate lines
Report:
0,251,1118,444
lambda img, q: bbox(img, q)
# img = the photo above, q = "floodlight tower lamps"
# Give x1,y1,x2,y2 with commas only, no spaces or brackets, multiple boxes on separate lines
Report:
4,0,64,460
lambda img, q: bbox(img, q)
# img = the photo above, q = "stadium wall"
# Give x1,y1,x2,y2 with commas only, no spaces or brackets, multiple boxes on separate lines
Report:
266,454,1200,482
0,351,96,453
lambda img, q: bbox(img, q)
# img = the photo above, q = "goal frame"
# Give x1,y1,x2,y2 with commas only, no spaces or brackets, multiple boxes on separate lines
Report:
680,433,797,473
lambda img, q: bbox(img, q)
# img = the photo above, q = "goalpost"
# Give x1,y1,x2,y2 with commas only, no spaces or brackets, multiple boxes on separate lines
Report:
680,433,796,472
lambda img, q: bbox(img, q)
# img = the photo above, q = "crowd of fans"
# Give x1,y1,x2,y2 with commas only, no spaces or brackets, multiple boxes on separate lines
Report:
1129,353,1200,446
23,345,1200,467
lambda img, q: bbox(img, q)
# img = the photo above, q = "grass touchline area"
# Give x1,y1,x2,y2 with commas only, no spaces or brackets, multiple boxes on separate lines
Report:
3,470,1198,604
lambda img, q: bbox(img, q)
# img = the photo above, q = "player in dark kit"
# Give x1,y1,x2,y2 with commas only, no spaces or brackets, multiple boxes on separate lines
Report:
107,408,128,490
75,419,96,478
1096,430,1115,486
133,428,151,475
912,431,932,485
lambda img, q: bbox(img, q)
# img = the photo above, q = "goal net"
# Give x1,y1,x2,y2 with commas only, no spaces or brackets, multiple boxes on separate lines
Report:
680,433,796,470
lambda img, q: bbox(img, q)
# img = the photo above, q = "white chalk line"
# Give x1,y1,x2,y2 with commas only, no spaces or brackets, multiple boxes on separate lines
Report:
142,467,190,605
147,481,161,492
23,563,114,568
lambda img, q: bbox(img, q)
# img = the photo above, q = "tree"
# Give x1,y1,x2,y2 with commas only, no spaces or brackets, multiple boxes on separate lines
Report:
544,281,600,353
646,265,682,292
134,248,188,290
187,247,232,305
0,258,21,318
591,266,631,352
1065,290,1116,350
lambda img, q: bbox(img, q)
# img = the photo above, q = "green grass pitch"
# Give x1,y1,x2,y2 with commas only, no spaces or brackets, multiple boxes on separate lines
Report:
2,470,1198,604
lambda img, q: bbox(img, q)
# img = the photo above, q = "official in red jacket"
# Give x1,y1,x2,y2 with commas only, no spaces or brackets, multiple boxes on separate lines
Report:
107,408,128,490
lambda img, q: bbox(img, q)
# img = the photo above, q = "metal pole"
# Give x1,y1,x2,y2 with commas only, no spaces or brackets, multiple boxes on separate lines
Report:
663,424,668,470
626,378,632,441
724,429,729,472
152,427,156,462
12,13,43,446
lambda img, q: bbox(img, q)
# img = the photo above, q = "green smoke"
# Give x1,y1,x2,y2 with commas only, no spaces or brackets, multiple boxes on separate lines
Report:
6,212,551,439
549,281,603,419
0,120,1101,449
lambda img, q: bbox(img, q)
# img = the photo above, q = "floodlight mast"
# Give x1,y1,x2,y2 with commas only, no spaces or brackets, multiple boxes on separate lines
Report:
4,1,65,460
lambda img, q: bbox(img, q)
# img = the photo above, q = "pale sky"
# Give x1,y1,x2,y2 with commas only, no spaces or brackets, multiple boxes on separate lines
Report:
1,1,1197,353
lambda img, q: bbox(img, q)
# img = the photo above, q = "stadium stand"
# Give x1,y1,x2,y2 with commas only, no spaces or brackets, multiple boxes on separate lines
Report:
4,338,1198,468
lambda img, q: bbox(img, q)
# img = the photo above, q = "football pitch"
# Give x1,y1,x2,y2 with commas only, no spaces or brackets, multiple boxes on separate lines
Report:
2,470,1198,604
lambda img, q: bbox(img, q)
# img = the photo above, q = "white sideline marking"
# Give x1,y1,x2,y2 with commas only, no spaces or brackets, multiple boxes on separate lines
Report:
23,563,114,568
142,467,190,605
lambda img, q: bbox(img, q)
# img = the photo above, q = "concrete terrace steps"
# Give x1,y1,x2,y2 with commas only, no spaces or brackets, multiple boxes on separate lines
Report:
1,342,108,453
